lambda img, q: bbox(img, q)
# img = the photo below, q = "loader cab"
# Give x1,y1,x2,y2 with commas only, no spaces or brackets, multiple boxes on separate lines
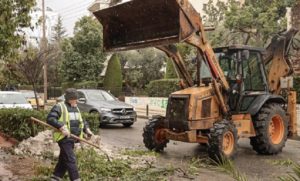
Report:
214,46,268,113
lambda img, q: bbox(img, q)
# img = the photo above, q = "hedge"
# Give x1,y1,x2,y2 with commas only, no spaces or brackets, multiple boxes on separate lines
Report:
0,109,47,141
146,79,181,97
0,109,100,141
103,54,123,97
164,58,177,79
62,81,99,91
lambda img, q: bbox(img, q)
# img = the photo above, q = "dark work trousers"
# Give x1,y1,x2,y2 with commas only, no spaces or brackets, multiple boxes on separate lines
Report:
53,139,80,181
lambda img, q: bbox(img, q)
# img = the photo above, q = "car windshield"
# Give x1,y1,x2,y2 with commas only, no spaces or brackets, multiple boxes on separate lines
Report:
21,91,35,98
0,93,28,104
85,90,116,101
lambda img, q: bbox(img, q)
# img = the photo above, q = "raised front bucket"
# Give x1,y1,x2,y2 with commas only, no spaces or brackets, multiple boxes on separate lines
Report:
93,0,199,51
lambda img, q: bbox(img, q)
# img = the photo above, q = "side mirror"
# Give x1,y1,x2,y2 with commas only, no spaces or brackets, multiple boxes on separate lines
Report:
78,98,86,103
242,50,250,60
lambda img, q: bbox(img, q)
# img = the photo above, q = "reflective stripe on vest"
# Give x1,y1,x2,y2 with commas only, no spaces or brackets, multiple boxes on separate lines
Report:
53,103,84,142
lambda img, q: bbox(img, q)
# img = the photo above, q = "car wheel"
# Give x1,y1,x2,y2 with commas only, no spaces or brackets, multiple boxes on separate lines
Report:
123,123,133,127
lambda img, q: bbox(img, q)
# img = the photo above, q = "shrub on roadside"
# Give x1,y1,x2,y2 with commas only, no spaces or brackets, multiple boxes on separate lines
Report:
0,109,47,141
146,79,181,97
0,109,100,141
103,54,123,97
81,112,100,134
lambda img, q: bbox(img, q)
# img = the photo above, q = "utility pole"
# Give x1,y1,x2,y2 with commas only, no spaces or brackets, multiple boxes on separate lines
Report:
42,0,48,104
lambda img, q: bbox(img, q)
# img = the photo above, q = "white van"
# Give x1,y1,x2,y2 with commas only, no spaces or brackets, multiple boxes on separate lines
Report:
0,91,33,109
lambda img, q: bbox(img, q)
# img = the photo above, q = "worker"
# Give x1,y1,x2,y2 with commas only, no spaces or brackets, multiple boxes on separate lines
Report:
47,88,94,181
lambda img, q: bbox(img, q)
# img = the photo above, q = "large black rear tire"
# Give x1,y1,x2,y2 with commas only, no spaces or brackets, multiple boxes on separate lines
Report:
208,120,238,161
143,117,169,152
250,103,288,154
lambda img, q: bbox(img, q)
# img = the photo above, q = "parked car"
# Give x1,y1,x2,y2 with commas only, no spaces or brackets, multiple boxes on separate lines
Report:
57,89,137,127
19,90,44,109
0,91,33,109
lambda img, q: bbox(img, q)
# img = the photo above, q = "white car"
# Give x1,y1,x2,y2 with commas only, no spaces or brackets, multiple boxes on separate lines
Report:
0,91,33,109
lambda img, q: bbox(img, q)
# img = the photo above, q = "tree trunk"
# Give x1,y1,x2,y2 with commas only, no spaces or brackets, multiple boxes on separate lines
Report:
32,83,40,111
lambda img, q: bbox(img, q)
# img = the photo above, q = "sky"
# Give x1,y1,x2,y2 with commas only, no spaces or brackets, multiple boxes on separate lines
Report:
37,0,205,37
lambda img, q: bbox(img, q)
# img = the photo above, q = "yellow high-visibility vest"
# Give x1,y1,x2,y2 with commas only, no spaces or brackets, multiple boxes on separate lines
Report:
53,102,84,142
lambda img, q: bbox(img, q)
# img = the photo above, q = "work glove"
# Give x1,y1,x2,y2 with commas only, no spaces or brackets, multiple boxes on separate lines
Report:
59,125,70,137
86,128,94,137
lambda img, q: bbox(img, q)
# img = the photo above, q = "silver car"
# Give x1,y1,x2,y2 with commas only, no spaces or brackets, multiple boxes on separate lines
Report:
0,91,32,109
75,89,137,127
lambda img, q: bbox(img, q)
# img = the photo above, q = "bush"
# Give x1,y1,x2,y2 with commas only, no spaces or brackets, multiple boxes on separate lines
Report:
103,54,123,97
0,109,99,141
48,87,63,98
0,109,47,141
164,58,177,79
74,81,98,89
294,76,300,103
81,112,100,134
146,79,181,97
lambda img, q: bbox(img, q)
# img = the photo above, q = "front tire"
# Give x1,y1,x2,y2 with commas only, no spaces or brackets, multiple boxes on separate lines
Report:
143,117,169,152
208,120,238,161
250,103,288,154
123,123,133,127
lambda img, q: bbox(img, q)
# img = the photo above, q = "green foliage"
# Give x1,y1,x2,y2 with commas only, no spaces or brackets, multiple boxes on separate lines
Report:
33,148,176,180
62,81,99,91
164,58,177,79
0,0,35,60
121,148,158,157
223,0,295,46
0,109,46,141
60,16,105,82
213,157,248,181
52,16,66,43
103,54,123,96
120,48,165,89
81,112,100,133
146,79,180,97
278,162,300,181
202,0,227,26
294,76,300,103
0,108,99,141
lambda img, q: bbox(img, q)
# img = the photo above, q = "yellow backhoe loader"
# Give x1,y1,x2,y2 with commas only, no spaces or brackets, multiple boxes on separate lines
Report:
93,0,298,160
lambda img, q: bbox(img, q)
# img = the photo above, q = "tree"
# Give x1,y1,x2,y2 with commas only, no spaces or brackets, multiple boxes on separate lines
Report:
52,16,67,43
60,16,105,82
124,48,165,89
103,54,123,96
224,0,297,46
164,58,177,79
48,17,67,86
8,46,55,110
0,0,35,60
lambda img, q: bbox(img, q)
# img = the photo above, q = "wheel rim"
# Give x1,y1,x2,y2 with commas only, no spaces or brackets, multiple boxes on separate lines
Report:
269,114,284,145
154,129,166,144
222,131,234,155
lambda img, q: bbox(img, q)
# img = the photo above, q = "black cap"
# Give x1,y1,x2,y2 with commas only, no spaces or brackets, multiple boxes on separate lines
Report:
64,88,78,101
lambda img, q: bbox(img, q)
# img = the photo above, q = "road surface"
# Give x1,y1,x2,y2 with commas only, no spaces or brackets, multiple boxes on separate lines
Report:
100,118,300,181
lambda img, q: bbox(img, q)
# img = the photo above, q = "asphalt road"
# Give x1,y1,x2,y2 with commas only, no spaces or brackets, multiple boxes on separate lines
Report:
100,118,300,181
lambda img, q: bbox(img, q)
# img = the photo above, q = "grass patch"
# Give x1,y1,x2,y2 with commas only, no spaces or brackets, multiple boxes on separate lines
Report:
121,148,158,157
278,162,300,181
270,159,294,167
212,157,248,181
32,148,175,181
187,157,214,175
